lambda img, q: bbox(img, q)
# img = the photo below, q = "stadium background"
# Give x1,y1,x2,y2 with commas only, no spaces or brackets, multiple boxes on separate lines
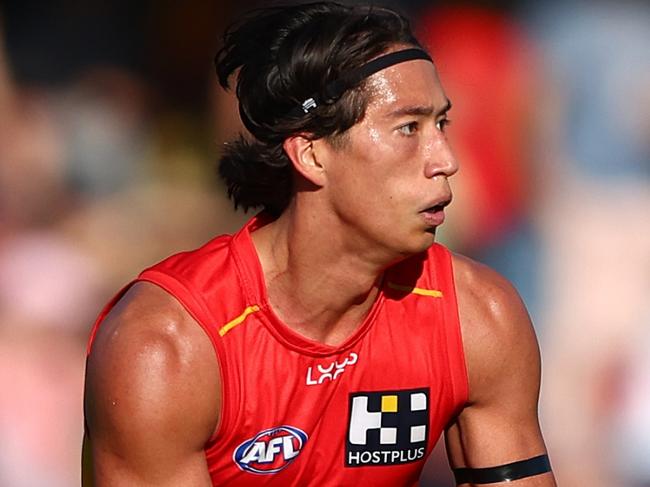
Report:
0,0,648,485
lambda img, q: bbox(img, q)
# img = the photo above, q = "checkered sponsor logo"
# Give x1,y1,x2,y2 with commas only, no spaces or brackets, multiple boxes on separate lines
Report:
346,388,429,467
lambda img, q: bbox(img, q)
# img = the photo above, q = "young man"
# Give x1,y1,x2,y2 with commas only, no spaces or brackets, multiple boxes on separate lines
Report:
83,3,556,485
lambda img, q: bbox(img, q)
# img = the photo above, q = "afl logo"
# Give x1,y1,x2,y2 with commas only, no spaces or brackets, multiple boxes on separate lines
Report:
233,425,308,474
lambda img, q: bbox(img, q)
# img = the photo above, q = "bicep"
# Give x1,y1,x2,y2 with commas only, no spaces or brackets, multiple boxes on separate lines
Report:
85,381,213,487
83,283,219,486
448,256,555,485
445,374,546,470
444,330,553,486
447,323,545,467
86,437,212,487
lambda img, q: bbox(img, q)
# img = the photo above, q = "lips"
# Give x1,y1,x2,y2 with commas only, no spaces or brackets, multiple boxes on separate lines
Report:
419,196,452,227
419,195,452,214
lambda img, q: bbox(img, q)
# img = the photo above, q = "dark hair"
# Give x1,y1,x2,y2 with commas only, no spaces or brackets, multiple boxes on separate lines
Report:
215,1,422,215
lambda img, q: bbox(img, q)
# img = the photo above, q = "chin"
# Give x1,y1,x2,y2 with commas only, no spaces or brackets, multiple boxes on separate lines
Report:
417,231,437,252
395,230,436,257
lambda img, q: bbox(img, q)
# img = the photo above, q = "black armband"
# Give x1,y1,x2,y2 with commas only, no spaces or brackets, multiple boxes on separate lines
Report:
453,454,552,485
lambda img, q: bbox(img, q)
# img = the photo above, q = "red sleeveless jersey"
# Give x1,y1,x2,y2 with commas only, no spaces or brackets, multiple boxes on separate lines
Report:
87,215,468,486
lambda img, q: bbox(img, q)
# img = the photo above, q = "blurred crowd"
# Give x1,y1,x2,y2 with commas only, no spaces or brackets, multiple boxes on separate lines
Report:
0,1,648,486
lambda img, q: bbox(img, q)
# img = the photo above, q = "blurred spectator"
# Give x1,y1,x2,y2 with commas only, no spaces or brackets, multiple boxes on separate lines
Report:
523,0,650,485
55,68,151,197
0,3,245,485
418,5,539,251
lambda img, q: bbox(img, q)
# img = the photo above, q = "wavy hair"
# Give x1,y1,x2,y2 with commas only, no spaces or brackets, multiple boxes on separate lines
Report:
215,2,422,215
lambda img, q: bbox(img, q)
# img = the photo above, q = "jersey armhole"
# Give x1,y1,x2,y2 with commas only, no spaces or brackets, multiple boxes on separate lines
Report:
86,282,136,357
85,269,232,445
439,246,470,415
137,268,231,445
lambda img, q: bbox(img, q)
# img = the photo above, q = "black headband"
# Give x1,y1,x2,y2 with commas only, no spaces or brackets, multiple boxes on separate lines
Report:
289,47,432,118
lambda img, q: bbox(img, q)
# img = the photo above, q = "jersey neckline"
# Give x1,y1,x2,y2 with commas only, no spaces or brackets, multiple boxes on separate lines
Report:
229,213,386,357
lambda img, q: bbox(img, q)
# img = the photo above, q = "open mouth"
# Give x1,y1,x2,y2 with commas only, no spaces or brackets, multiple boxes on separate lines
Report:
419,197,451,228
422,203,446,213
421,198,451,214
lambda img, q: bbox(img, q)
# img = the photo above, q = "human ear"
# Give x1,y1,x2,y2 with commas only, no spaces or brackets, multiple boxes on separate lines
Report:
283,134,326,187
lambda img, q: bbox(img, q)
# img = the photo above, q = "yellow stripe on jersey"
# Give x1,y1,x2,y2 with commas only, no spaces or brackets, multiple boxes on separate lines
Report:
387,282,443,298
218,305,260,337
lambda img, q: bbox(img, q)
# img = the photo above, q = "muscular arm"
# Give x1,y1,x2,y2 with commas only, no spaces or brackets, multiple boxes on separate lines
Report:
445,255,556,486
83,282,221,486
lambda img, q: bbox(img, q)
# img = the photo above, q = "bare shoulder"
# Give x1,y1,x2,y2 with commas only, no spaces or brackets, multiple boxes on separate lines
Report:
450,253,541,405
87,280,216,369
84,281,220,482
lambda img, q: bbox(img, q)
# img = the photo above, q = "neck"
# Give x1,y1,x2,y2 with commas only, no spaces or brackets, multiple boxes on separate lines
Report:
251,199,395,346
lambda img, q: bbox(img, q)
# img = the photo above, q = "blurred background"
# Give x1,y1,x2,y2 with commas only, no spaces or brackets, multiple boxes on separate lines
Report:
0,0,648,485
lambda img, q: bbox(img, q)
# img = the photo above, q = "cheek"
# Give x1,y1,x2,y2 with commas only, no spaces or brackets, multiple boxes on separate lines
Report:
329,168,388,217
362,130,419,170
328,128,420,211
338,152,419,211
353,176,413,217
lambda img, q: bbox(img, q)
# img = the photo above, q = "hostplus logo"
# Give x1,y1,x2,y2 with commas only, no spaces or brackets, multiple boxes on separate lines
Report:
346,388,429,467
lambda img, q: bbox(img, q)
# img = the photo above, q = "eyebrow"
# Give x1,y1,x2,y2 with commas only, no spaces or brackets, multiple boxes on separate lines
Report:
386,99,452,119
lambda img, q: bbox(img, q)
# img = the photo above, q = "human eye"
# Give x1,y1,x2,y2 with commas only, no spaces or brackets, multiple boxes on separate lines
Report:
436,118,452,133
398,121,418,136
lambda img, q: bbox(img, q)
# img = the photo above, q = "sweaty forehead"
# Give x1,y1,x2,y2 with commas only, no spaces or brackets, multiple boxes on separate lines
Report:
364,60,445,113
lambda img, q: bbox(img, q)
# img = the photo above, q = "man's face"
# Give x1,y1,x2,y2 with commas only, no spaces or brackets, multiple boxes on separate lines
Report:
319,56,458,258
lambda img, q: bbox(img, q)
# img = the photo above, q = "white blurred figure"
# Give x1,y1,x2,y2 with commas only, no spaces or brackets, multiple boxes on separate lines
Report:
523,1,650,485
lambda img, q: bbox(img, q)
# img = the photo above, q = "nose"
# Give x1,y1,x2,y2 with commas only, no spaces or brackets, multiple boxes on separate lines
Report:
423,136,458,179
